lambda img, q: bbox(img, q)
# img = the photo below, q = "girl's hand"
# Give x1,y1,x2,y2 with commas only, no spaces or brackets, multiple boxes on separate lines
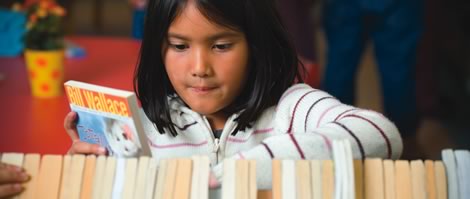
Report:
0,163,29,198
64,112,107,155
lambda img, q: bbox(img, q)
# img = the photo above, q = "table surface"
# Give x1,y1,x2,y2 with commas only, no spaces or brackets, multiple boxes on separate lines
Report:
0,36,141,154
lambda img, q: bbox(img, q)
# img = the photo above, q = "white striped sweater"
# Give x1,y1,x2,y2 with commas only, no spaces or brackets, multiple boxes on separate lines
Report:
140,83,403,189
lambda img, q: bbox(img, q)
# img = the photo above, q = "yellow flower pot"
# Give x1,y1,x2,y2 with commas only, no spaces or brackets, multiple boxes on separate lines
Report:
24,49,65,98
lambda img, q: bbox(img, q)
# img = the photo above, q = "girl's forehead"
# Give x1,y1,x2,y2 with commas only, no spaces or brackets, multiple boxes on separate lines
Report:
170,4,216,31
168,2,240,38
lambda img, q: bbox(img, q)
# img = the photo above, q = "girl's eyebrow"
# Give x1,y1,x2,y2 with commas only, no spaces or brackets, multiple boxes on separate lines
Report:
167,31,242,41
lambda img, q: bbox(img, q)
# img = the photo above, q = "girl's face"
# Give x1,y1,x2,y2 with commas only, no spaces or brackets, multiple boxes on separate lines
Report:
163,3,249,126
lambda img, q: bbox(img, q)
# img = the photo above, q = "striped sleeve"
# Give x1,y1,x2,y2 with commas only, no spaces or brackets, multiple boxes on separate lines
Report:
212,84,403,189
273,83,403,159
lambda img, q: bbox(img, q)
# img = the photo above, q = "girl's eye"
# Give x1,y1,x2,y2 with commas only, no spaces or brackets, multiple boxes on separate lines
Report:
213,44,232,51
171,44,188,51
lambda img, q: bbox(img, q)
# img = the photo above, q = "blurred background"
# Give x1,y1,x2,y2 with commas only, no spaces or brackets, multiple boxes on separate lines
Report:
0,0,469,159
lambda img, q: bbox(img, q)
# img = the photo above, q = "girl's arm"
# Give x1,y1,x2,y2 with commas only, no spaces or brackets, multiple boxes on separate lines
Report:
212,83,403,189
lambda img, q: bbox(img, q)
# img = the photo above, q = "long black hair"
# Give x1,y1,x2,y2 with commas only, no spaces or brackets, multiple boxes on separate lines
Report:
134,0,303,136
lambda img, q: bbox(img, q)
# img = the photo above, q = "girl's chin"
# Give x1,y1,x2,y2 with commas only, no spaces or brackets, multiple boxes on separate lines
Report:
187,104,221,115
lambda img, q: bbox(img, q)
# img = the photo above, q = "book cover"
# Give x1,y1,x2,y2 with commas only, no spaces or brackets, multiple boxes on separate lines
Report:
64,80,150,157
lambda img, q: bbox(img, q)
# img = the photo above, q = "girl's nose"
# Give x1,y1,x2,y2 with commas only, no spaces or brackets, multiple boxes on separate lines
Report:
191,48,212,77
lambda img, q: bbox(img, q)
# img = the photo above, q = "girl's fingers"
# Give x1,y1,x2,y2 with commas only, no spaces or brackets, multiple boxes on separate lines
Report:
0,183,23,198
68,141,107,156
64,112,79,141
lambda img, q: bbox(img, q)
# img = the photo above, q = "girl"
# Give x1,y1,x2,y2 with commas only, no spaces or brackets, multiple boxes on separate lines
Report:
65,0,402,189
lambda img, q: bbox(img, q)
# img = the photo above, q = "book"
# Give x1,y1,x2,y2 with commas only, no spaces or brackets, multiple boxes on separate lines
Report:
236,160,249,199
383,160,396,199
91,156,106,199
395,160,412,199
60,155,86,199
296,160,312,199
281,160,296,199
442,149,459,199
37,155,63,199
101,156,117,199
322,160,334,199
424,160,437,199
144,158,158,199
410,160,426,199
364,158,384,199
134,156,150,199
434,161,448,199
454,150,470,199
58,155,72,199
272,159,282,199
64,80,150,157
222,159,236,199
174,159,192,199
20,154,40,199
249,160,257,199
80,155,96,199
353,160,363,199
310,160,322,199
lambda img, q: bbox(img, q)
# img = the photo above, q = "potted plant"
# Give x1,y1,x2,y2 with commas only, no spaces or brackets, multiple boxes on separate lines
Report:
16,0,66,97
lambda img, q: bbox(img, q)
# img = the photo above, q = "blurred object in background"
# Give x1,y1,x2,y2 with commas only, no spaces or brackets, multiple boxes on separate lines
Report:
0,7,26,57
276,0,319,88
321,0,424,159
65,40,86,58
129,0,147,39
422,0,470,150
276,0,317,62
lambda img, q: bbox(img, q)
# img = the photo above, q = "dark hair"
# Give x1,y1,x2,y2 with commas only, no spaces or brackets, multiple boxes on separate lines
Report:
134,0,303,136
